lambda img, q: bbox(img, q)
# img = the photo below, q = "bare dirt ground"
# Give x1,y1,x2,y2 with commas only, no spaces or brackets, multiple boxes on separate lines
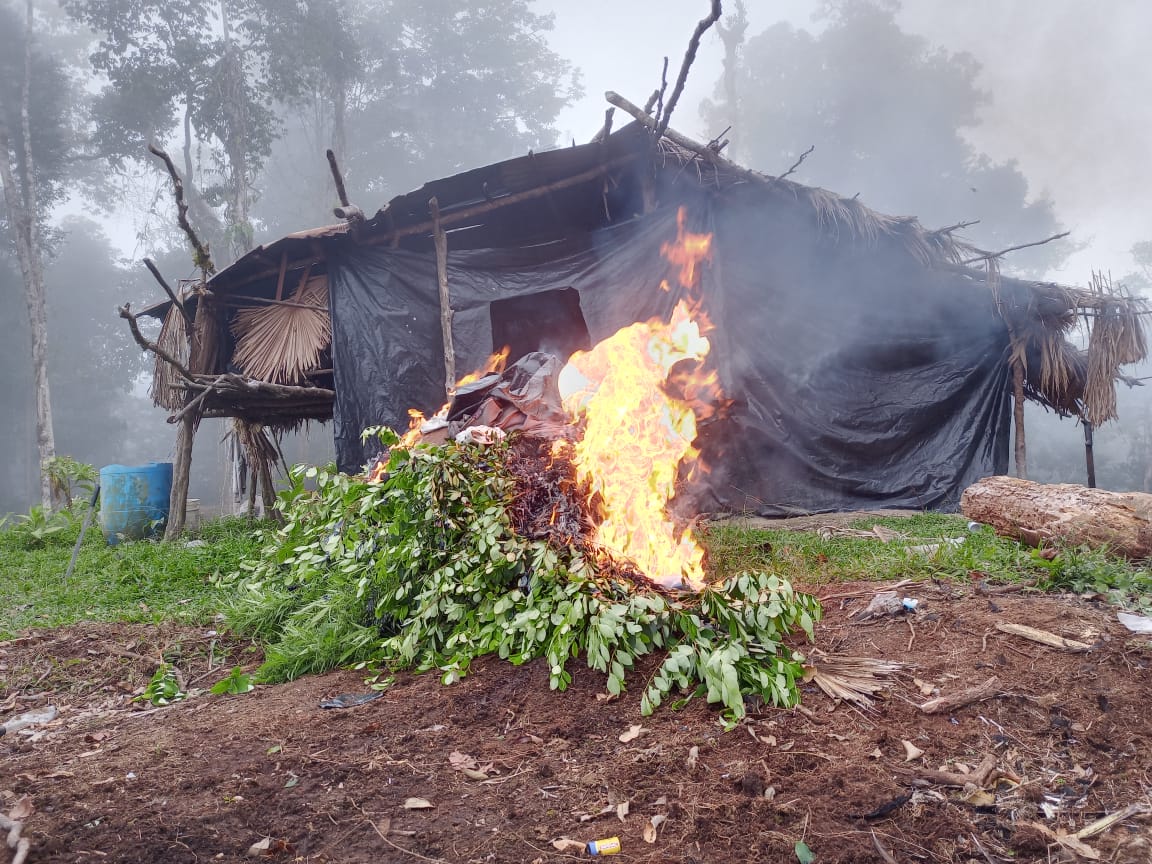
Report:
3,583,1151,864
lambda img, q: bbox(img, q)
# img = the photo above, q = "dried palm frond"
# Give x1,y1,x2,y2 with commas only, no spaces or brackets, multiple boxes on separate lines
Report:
150,304,190,410
1084,272,1149,425
802,650,905,709
230,276,331,385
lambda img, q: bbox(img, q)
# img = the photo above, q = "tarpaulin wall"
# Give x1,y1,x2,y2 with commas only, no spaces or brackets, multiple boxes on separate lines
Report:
329,198,1010,514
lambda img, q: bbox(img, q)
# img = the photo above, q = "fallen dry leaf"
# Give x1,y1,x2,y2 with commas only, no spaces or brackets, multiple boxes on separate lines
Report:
960,789,996,807
377,817,391,837
913,678,935,696
618,724,644,743
902,740,925,761
8,796,33,820
869,748,884,760
643,823,657,844
686,745,699,769
84,731,108,744
403,797,434,810
246,837,271,857
552,837,585,853
616,801,629,822
448,751,477,769
643,814,667,844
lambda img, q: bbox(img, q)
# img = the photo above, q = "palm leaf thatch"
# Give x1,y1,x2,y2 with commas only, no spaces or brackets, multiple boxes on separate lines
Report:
230,276,331,385
150,304,189,410
1084,272,1148,425
802,649,905,709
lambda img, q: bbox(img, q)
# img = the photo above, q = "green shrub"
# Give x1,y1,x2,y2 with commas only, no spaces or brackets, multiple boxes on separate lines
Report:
226,429,821,721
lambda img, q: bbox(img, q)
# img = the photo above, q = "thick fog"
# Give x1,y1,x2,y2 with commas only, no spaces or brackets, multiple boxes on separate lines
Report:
2,0,1148,515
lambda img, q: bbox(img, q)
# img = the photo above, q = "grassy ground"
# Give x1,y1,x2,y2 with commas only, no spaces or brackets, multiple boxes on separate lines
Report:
3,510,1149,641
0,515,265,639
704,512,1152,609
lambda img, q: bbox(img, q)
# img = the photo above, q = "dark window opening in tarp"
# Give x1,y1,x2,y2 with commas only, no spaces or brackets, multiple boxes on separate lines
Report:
489,287,591,364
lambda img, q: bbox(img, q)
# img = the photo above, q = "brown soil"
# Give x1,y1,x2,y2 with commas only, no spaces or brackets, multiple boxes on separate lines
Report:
3,584,1151,863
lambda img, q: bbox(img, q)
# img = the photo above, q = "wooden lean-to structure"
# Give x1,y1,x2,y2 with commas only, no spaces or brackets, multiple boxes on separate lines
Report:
124,87,1147,535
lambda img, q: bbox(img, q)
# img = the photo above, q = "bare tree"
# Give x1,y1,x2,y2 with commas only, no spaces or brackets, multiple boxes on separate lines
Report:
0,0,57,510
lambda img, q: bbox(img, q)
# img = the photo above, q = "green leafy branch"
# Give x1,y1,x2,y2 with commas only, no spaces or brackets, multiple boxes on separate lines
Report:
225,430,821,721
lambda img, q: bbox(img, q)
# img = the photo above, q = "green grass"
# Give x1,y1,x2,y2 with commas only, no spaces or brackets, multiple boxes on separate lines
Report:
3,508,1149,644
704,512,1152,610
0,516,266,639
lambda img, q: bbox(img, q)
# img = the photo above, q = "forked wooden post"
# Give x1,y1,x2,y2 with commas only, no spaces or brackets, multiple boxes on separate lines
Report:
1011,356,1027,479
165,415,195,540
429,196,456,398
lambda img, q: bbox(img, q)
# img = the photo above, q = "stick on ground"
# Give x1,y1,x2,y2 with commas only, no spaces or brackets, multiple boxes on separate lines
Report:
918,676,1002,715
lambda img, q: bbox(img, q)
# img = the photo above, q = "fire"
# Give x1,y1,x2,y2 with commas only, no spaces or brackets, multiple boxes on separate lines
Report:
660,207,712,288
368,347,512,480
398,347,511,449
558,208,717,590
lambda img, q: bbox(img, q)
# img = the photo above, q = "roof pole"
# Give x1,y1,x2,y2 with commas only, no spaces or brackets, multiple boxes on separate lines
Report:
429,197,456,399
1083,420,1096,488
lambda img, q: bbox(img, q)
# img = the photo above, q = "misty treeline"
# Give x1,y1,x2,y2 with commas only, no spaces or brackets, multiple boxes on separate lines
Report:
1,0,1148,516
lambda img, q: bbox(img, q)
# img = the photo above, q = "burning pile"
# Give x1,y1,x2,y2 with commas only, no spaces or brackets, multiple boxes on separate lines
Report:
228,209,820,720
393,207,719,592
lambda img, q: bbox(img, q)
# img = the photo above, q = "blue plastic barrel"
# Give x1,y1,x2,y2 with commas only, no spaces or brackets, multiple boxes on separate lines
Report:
98,462,173,544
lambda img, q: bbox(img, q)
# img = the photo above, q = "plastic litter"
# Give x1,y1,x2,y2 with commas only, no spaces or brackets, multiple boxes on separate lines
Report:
454,425,507,445
1117,611,1152,635
1,705,59,736
587,837,622,856
319,692,386,709
902,597,919,611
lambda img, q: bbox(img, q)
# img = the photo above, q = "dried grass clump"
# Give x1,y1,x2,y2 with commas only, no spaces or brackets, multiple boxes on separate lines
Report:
150,304,189,410
802,649,905,708
231,276,331,385
1084,272,1148,425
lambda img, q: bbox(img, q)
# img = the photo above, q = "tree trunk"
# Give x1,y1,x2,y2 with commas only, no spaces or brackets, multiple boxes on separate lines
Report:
961,475,1152,559
0,0,57,512
717,0,747,161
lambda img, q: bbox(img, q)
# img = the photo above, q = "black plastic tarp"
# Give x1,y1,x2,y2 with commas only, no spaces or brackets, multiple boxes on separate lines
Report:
329,200,1010,514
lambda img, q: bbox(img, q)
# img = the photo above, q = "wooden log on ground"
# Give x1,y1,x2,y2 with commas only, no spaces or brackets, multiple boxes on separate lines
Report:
961,475,1152,559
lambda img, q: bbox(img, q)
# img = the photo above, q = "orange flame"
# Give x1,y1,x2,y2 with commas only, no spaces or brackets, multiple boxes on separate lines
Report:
394,347,512,450
660,208,712,289
558,209,718,589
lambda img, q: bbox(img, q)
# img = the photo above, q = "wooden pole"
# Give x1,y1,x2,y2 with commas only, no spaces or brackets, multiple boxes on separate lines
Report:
1083,420,1096,488
429,196,456,398
164,415,195,540
1011,357,1027,479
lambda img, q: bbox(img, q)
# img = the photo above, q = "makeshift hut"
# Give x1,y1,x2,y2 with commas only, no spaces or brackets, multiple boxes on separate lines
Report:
127,100,1147,535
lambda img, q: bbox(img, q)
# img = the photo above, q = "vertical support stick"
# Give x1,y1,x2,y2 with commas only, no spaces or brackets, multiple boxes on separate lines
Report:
1083,420,1096,488
1011,358,1027,480
274,250,288,301
165,415,195,540
429,196,456,398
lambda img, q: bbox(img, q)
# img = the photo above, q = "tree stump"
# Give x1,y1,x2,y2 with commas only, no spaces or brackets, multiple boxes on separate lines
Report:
960,475,1152,559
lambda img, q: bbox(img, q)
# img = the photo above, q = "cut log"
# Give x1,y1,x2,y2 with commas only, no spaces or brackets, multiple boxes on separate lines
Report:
961,475,1152,559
